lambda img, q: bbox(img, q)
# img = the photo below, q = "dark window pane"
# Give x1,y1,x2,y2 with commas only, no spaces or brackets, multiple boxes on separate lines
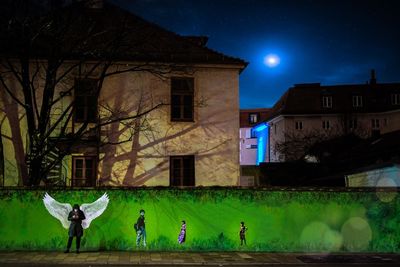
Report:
85,159,93,168
172,107,181,119
172,95,181,105
75,159,83,168
183,106,192,119
85,169,93,179
75,169,83,178
183,95,192,106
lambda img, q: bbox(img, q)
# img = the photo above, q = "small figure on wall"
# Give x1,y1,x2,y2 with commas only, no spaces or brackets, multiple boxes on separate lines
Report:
239,221,248,246
178,220,186,244
134,209,146,247
65,204,86,253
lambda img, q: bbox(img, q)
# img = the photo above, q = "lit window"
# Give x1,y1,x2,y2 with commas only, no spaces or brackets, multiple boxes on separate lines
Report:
249,113,259,124
322,120,330,129
391,94,400,105
295,121,303,130
322,96,332,108
371,119,380,129
352,95,363,107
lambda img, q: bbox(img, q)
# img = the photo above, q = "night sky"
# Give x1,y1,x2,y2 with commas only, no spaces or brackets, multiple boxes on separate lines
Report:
110,0,400,108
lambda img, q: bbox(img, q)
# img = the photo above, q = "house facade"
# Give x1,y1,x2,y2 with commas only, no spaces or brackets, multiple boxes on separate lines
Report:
0,1,247,187
254,71,400,163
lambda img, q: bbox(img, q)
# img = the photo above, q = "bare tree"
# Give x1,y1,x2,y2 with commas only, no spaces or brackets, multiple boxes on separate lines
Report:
0,0,188,186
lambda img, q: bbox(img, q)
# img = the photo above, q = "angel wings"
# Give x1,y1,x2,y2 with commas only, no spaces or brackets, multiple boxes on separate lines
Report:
43,192,109,229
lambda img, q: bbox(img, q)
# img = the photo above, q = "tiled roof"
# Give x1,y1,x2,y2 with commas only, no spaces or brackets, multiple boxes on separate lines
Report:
0,1,248,69
266,82,400,121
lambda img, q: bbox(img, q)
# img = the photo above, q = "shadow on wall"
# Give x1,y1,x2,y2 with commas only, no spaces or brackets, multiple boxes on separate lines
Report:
0,88,28,186
98,87,237,186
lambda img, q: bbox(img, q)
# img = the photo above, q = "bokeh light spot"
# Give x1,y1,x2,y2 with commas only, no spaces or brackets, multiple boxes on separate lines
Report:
341,217,372,251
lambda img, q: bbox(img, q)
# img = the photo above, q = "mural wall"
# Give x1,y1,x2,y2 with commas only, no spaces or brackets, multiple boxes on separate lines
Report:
0,188,398,252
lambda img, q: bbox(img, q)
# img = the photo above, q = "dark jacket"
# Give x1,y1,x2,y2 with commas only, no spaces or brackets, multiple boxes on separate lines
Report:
68,209,86,237
137,215,145,230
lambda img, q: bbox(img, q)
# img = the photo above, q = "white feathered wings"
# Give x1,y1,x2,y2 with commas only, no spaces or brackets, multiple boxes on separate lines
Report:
43,192,109,229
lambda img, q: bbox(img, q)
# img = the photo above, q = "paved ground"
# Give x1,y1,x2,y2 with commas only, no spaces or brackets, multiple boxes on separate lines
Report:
0,251,399,266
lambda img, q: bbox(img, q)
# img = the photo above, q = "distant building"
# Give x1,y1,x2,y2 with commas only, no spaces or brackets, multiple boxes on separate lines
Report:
239,109,271,165
345,163,400,187
255,71,400,163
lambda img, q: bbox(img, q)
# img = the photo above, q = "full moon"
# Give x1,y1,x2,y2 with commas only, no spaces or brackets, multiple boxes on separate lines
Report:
264,54,280,67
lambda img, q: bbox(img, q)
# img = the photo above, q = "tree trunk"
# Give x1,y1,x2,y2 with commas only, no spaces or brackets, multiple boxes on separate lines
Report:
28,156,44,186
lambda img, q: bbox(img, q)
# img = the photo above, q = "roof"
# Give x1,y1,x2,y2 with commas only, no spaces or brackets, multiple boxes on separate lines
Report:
240,108,272,128
265,82,400,121
0,1,247,69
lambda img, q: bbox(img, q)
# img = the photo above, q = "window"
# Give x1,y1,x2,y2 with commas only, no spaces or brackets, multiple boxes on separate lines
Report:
322,96,332,108
249,113,259,124
245,144,258,149
352,95,363,107
371,119,380,129
171,77,194,121
391,93,400,105
74,79,98,122
322,120,330,130
295,121,303,130
250,129,257,138
349,118,358,129
72,156,96,187
170,155,195,186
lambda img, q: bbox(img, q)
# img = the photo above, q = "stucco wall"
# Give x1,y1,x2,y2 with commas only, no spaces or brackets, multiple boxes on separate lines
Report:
0,63,241,186
98,67,240,186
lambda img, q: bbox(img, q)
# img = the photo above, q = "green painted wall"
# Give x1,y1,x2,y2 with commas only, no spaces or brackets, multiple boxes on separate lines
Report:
0,188,399,252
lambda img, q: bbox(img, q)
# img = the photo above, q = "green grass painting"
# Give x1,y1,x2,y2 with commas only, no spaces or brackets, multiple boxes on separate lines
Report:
0,188,398,252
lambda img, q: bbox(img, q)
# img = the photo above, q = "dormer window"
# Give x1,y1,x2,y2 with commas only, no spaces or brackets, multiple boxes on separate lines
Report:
249,113,259,124
391,93,400,105
322,96,332,108
352,95,363,107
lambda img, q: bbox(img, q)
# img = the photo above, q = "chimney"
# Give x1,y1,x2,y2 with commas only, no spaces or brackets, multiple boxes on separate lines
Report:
370,69,377,85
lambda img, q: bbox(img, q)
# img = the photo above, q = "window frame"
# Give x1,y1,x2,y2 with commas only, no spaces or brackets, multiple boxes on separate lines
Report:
349,118,358,129
295,121,303,130
170,77,194,122
169,155,195,186
74,79,98,123
391,93,400,105
322,96,333,108
352,95,363,108
371,118,380,129
322,120,330,130
248,113,259,124
71,156,97,187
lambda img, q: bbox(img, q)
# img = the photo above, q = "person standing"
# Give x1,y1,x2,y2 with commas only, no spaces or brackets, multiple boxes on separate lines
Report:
65,204,86,253
178,220,186,244
135,209,146,247
239,221,248,246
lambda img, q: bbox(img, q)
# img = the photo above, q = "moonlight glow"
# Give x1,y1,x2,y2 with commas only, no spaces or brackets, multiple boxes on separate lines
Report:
264,54,280,67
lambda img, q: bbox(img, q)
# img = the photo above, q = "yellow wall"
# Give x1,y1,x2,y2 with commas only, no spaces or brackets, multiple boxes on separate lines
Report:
98,67,240,186
0,64,241,186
